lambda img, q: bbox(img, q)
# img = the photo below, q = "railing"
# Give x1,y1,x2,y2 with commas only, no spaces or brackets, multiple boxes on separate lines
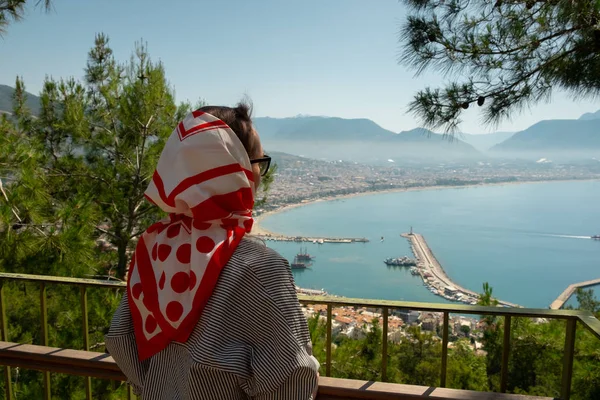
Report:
0,272,599,400
0,341,554,400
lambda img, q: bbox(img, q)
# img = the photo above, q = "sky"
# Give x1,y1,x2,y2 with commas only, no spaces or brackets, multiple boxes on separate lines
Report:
1,0,599,134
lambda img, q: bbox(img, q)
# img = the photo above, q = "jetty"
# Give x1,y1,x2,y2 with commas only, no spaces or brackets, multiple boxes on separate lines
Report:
401,232,520,308
255,234,369,244
549,278,600,309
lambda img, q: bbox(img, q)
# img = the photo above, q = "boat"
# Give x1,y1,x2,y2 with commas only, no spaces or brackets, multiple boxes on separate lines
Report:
296,246,315,261
384,256,417,267
410,267,419,275
592,235,600,240
291,256,308,269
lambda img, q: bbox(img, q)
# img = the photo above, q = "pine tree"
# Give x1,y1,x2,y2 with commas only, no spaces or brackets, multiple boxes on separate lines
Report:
80,34,180,279
399,0,600,132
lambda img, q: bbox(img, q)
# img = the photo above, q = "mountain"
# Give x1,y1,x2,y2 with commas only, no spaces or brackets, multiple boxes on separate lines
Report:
459,132,515,152
254,116,396,141
254,116,480,164
491,118,600,158
578,110,600,121
0,84,41,115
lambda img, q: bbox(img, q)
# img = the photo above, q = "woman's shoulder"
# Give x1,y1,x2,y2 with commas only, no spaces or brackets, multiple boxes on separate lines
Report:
232,237,295,293
234,237,289,267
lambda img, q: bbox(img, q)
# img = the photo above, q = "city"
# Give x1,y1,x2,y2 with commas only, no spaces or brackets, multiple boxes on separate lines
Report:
256,151,600,214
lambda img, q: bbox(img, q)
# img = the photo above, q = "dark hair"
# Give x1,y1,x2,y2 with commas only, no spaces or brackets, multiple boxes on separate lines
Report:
198,103,261,159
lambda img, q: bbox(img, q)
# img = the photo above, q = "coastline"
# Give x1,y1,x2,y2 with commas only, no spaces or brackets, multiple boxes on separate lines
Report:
253,178,598,236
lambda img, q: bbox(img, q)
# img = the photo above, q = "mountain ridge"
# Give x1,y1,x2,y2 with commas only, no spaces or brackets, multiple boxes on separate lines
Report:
0,84,41,115
491,118,600,154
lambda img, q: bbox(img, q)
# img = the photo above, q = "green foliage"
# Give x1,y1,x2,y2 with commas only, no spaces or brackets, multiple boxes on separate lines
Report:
254,163,278,209
573,288,600,314
399,0,600,132
304,284,599,399
308,315,487,389
1,34,178,281
0,34,181,398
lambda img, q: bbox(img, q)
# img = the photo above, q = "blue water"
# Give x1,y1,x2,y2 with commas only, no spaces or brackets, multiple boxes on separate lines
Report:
260,181,600,308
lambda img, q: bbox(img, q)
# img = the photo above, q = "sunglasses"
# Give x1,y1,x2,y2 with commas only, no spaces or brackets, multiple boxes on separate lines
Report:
250,155,272,177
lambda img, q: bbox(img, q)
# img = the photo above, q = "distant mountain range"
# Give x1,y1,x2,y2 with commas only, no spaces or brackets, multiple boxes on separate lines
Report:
491,117,600,158
1,83,599,163
253,116,479,163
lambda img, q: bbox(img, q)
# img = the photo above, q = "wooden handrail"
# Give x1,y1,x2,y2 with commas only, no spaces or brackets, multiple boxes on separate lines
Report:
0,341,553,400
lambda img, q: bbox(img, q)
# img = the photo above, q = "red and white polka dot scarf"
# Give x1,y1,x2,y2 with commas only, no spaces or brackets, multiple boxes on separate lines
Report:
127,110,255,361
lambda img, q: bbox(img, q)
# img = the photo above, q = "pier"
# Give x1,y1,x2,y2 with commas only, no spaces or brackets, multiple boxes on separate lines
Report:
255,234,369,244
402,232,520,308
549,278,600,309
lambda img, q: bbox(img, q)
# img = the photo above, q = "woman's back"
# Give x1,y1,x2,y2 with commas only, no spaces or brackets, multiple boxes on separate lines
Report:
106,238,319,399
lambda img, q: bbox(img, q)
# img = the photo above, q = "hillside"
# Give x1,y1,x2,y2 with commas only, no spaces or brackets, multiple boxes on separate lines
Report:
491,118,600,157
578,110,600,121
0,84,41,115
254,116,396,141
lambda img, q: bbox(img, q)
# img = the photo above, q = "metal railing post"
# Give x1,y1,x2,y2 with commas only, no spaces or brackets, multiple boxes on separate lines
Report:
440,312,449,387
561,319,577,400
326,304,332,377
128,384,137,399
500,315,512,393
40,283,50,400
381,307,388,382
81,286,92,400
0,282,13,400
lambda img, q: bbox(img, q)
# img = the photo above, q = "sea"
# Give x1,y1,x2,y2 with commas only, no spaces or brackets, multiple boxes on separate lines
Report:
259,180,600,309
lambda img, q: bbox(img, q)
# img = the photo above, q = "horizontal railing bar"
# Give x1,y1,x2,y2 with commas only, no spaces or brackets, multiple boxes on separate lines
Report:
317,377,552,400
298,295,587,319
0,272,598,339
579,312,600,340
0,273,126,288
0,341,553,400
0,342,125,381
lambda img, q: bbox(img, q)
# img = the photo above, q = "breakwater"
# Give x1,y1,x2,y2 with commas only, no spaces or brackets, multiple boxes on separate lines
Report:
550,278,600,309
402,232,520,308
256,234,369,244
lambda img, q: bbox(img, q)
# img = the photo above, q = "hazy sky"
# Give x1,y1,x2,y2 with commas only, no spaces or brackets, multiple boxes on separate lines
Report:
1,0,598,134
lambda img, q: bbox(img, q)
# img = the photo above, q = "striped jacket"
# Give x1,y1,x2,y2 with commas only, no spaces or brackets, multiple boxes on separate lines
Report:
106,239,319,399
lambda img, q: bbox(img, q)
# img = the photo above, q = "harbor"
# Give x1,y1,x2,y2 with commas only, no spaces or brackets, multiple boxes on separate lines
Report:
256,234,369,244
549,277,600,309
402,231,521,308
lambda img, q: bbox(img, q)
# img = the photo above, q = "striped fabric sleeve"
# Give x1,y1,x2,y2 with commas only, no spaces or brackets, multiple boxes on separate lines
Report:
243,247,320,399
253,365,318,400
105,293,149,395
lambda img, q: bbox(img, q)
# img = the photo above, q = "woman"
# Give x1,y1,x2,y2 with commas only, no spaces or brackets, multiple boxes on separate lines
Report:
106,103,320,399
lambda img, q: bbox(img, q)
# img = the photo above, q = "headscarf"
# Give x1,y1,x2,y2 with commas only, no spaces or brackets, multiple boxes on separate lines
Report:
127,110,255,361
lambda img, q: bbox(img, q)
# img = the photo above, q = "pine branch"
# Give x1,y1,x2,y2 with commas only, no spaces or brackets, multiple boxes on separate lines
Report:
399,0,600,131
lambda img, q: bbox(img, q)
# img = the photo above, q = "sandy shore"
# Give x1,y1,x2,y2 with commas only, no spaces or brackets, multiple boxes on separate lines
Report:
252,178,598,236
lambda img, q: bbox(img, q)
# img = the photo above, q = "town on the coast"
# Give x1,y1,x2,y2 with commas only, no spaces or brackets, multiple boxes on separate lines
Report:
300,303,485,353
254,154,600,217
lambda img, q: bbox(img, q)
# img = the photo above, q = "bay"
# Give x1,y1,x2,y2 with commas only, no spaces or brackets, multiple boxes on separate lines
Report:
259,180,600,308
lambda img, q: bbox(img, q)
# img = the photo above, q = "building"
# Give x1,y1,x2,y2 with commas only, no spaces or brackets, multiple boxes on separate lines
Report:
394,310,420,324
